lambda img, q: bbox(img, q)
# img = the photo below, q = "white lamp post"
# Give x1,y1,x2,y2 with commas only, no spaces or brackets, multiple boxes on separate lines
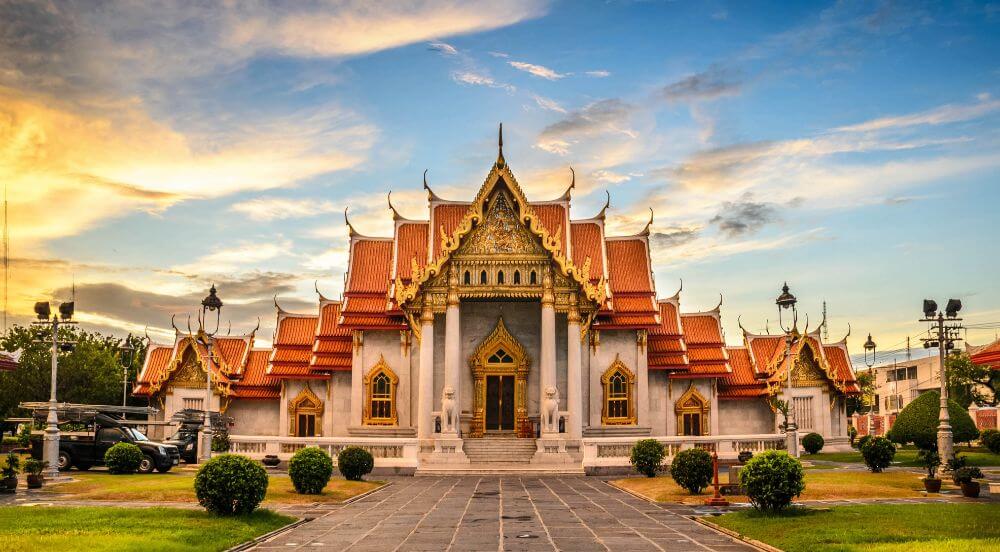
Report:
198,285,223,463
31,301,77,479
776,283,799,458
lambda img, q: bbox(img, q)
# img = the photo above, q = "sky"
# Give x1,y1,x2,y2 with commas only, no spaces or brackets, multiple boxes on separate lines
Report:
3,0,999,365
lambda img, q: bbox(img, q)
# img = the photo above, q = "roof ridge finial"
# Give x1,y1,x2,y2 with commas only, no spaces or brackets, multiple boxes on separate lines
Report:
496,123,505,168
596,190,611,219
639,207,654,236
344,207,357,237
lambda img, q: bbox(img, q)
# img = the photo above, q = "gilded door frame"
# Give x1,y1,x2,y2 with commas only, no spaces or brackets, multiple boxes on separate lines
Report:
469,317,531,438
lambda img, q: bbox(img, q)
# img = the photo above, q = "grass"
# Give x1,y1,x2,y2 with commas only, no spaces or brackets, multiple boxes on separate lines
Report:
710,503,1000,552
0,506,293,552
43,469,382,504
614,470,935,504
810,445,1000,467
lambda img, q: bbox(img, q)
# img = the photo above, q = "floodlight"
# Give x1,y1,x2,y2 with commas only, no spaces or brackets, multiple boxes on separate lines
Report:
922,299,937,318
59,301,74,320
945,299,962,318
34,302,51,320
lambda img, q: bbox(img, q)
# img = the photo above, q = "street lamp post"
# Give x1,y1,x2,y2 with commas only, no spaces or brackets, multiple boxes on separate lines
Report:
30,300,77,479
198,285,223,463
775,283,799,458
920,299,962,462
863,333,877,437
119,334,135,407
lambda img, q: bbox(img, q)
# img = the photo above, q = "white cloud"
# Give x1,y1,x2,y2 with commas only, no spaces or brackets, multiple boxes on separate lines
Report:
451,70,515,92
173,240,294,274
585,70,610,78
231,198,342,221
508,61,566,80
593,170,631,184
428,41,459,56
532,94,567,113
836,98,1000,133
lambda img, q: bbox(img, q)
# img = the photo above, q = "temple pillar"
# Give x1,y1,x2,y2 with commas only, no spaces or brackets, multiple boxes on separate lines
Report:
637,330,650,429
442,266,461,436
350,331,363,426
566,294,583,440
540,267,558,437
417,305,435,440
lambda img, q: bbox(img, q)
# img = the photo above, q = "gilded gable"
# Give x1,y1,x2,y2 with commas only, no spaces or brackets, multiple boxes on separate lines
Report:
453,190,547,259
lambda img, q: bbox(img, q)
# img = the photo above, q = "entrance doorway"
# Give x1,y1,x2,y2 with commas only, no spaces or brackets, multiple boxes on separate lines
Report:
485,375,516,431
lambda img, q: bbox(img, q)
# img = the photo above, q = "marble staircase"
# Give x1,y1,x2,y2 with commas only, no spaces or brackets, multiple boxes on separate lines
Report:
463,437,538,464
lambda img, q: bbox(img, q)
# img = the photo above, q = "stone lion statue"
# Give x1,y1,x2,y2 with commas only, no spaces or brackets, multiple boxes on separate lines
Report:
542,386,559,433
441,386,456,433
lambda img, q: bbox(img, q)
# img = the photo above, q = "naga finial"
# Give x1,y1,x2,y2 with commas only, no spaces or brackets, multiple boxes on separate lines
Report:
496,123,505,168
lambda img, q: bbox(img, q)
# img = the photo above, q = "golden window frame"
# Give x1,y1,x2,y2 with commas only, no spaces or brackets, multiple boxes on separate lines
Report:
675,385,710,436
601,355,636,425
363,355,399,426
288,383,324,437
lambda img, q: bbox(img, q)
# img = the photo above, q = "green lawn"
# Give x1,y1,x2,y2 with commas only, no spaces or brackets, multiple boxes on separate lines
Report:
0,506,293,552
712,503,1000,552
810,446,1000,467
43,470,381,504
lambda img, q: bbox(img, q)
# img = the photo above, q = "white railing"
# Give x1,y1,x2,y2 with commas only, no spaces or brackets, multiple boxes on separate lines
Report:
227,435,419,469
582,434,786,468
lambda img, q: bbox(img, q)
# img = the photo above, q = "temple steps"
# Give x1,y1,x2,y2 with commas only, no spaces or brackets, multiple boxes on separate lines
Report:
463,438,538,464
415,463,585,476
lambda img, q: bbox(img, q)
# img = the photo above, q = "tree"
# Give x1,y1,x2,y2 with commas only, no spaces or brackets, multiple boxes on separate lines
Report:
887,390,978,450
846,369,876,417
945,352,997,408
0,324,147,431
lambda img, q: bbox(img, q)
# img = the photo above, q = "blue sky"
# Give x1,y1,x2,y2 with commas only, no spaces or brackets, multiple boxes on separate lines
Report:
3,0,999,363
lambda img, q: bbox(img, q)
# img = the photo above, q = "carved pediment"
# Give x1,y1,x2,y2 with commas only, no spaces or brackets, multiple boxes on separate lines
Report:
453,190,548,259
170,349,207,389
792,346,828,387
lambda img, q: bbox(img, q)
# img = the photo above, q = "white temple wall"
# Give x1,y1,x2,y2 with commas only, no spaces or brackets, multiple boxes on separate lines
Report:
580,332,591,428
775,386,834,438
666,378,716,435
718,399,774,435
228,400,279,436
359,330,412,428
587,330,638,427
330,372,351,436
648,371,669,436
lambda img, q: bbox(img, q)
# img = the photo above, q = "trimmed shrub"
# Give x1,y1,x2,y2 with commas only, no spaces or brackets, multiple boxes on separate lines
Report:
847,425,858,447
211,431,230,453
630,439,666,478
802,433,824,454
289,447,334,494
670,448,713,494
860,436,895,472
887,391,978,450
194,454,268,515
104,442,143,474
980,428,1000,454
740,450,804,512
856,434,872,451
337,446,374,481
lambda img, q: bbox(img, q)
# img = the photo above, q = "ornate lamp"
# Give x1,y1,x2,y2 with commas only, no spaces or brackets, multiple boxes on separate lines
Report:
198,285,223,462
775,282,799,457
863,333,877,368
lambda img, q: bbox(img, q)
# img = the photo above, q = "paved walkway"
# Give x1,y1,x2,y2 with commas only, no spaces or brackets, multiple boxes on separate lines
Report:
253,476,754,552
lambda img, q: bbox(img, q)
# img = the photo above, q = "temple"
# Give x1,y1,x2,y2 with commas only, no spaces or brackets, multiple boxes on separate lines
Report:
134,128,861,473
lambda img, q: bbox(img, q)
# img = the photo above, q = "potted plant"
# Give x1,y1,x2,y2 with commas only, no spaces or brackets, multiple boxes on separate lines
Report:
23,458,47,489
1,451,19,493
262,455,281,467
954,466,984,498
917,449,941,493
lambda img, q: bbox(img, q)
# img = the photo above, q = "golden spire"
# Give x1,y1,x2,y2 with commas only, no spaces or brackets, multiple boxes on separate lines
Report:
496,123,505,168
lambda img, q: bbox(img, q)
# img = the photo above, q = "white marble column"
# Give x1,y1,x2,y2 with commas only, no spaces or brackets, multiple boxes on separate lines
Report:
637,330,649,428
417,305,435,439
442,266,461,435
350,331,363,427
540,268,558,436
566,294,583,440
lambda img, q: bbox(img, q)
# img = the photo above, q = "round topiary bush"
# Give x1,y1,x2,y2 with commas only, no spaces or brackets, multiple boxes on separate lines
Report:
860,436,896,472
630,439,666,478
802,433,824,454
289,447,334,494
337,446,374,481
740,450,804,512
670,448,713,494
194,454,268,515
981,429,1000,454
104,442,142,474
887,391,978,450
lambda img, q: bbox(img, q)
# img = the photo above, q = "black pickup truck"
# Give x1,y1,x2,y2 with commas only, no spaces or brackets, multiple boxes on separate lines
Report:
33,413,180,473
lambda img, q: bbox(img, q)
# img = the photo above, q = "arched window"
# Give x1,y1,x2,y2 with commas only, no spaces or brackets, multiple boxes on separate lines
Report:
288,384,324,436
513,270,521,284
601,356,635,425
675,387,710,436
530,270,537,285
497,271,505,284
480,270,488,284
363,355,399,425
464,270,471,285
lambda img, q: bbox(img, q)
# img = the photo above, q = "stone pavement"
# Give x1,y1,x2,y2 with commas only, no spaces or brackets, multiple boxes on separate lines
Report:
253,476,754,551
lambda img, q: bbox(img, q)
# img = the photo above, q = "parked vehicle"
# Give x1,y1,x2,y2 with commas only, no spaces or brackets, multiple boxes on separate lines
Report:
163,409,232,464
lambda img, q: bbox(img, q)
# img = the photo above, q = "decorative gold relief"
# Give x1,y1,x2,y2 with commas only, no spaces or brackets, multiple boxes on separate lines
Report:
288,384,324,437
363,355,399,426
601,355,636,425
468,317,530,438
675,385,710,436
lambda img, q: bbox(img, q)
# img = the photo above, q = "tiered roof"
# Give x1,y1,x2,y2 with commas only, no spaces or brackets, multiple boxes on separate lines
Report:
969,337,1000,369
647,292,731,378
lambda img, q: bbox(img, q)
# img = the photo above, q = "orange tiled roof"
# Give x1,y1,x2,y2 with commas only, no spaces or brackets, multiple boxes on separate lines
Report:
432,204,470,259
570,222,605,283
531,204,567,254
971,337,1000,368
133,345,173,396
230,349,280,399
311,301,352,372
718,347,768,399
672,312,730,378
605,239,653,293
394,222,429,281
268,314,323,379
743,330,860,396
346,239,394,294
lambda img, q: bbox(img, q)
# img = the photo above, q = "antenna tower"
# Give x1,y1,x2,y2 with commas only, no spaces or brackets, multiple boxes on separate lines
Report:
821,301,828,341
2,183,7,332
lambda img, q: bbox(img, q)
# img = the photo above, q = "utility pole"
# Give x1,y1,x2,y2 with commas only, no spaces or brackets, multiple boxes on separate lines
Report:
920,299,962,461
31,301,77,479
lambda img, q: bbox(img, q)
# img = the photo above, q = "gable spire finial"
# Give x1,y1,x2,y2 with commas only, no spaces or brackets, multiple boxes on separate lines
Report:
496,123,505,168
